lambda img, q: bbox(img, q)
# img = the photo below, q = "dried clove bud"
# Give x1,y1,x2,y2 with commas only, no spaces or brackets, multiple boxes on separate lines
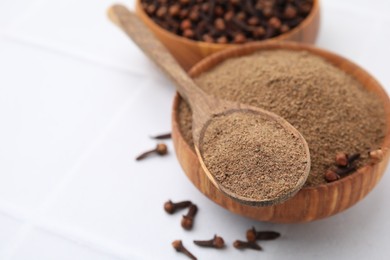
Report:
217,36,228,44
150,132,171,140
246,227,280,242
335,152,348,167
179,9,190,19
268,17,282,29
180,19,192,30
224,10,234,21
369,149,384,164
324,169,340,183
214,6,224,16
247,17,260,26
202,34,214,43
235,11,246,21
156,6,167,17
183,29,195,38
233,240,262,251
189,10,200,21
253,27,266,38
193,235,225,249
214,18,226,31
233,33,246,43
164,200,192,214
280,24,290,33
181,204,198,230
347,153,361,164
146,4,156,15
172,240,197,260
169,4,181,16
135,143,168,161
284,4,297,19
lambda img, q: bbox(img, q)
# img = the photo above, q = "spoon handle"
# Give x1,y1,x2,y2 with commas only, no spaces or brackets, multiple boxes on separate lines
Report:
108,5,203,105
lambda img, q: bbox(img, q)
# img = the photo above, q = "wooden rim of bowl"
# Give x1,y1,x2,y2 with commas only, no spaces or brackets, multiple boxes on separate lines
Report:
135,0,320,49
173,41,390,192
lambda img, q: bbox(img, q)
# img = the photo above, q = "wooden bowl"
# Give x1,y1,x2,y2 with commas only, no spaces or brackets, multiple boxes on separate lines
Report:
135,0,321,71
171,41,390,223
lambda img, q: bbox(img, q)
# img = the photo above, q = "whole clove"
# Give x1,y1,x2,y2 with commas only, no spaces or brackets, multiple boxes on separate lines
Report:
246,227,281,242
347,153,361,165
324,170,340,183
233,240,262,251
150,132,172,140
181,204,198,230
193,235,225,249
335,152,348,167
172,240,197,260
135,143,168,161
369,149,384,164
164,200,192,214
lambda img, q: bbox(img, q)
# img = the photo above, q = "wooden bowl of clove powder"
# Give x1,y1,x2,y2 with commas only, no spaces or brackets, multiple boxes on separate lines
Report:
135,0,320,70
172,41,390,223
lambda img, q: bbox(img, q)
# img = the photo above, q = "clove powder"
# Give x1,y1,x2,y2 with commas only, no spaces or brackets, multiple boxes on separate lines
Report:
201,111,308,201
178,50,386,187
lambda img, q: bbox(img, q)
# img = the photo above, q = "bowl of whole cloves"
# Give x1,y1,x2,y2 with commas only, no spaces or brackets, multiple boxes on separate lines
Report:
135,0,320,70
172,41,390,223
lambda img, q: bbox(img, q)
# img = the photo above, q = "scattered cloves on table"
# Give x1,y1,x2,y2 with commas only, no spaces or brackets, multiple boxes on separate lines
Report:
164,200,192,214
150,132,172,140
193,235,225,249
135,143,168,161
246,227,280,242
181,204,198,230
172,240,197,260
233,240,262,251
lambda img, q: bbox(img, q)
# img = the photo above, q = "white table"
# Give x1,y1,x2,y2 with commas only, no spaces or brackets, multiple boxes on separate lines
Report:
0,0,389,259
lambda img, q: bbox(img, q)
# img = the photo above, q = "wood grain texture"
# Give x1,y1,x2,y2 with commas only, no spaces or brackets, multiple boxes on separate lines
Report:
135,0,321,71
171,41,390,223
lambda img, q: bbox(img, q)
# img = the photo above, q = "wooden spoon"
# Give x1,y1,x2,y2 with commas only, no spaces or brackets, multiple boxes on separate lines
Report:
108,5,311,206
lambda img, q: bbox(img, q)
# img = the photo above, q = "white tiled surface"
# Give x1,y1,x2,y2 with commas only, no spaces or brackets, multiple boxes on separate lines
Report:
0,0,389,259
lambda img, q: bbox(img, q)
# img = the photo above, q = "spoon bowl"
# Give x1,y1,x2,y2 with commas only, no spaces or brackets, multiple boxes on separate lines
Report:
196,107,310,206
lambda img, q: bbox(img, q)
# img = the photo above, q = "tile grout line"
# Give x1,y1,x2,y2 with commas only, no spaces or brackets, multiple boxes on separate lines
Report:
1,33,148,79
0,81,153,260
0,0,50,35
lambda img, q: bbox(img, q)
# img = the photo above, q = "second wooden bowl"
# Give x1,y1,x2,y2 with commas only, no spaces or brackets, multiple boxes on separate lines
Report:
172,41,390,223
135,0,321,70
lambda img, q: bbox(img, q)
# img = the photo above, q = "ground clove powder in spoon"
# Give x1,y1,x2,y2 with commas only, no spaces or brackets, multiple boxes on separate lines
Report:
201,111,308,201
178,50,386,187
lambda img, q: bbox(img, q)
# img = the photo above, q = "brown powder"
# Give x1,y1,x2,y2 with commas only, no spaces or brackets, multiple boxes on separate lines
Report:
178,50,386,187
201,111,308,201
